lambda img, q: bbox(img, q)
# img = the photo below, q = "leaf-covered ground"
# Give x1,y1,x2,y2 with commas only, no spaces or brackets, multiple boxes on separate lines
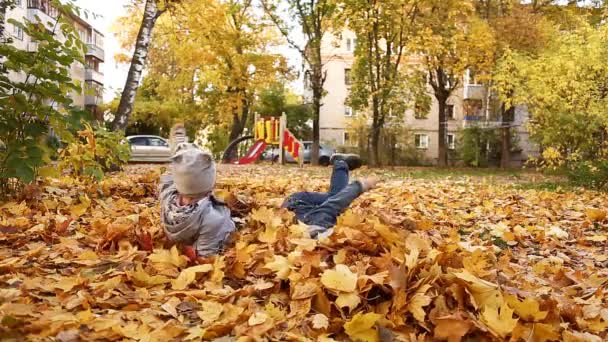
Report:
1,164,607,341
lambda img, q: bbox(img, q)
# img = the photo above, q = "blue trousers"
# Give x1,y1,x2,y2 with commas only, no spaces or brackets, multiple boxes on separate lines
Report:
282,160,363,232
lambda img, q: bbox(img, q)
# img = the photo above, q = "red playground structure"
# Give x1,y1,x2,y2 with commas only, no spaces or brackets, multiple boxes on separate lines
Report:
222,114,304,166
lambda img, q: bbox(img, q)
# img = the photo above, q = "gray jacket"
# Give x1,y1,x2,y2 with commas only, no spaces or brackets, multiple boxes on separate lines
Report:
159,174,236,256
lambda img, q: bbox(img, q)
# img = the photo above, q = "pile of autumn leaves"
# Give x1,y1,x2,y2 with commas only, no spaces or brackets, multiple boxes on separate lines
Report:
0,165,607,341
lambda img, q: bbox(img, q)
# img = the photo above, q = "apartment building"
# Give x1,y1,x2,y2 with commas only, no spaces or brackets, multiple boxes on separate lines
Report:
306,29,538,166
4,0,105,119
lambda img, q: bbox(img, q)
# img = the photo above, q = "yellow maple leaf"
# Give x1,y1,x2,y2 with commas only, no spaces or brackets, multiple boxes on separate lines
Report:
321,264,358,292
149,246,188,268
344,312,381,342
77,250,98,261
70,195,91,218
197,301,224,323
54,276,82,292
264,255,291,280
258,224,278,244
129,264,170,287
481,303,519,338
336,292,361,311
185,326,207,341
172,264,213,290
452,270,503,309
585,208,606,222
407,284,432,323
433,317,472,342
248,311,269,326
339,210,363,227
265,302,287,322
505,294,548,322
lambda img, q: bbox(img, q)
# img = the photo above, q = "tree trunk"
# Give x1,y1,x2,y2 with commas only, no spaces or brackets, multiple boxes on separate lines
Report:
223,97,250,162
369,100,381,167
111,0,161,131
500,104,515,168
437,97,448,167
310,56,323,166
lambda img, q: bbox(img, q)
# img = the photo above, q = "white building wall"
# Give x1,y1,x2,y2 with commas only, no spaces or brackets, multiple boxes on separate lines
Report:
311,29,539,166
3,1,104,113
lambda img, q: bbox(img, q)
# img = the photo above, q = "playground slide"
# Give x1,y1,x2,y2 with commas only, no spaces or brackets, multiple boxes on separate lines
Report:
235,139,267,164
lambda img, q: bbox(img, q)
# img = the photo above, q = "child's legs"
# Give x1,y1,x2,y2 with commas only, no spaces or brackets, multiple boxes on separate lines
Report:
328,160,350,195
282,191,330,219
302,181,363,228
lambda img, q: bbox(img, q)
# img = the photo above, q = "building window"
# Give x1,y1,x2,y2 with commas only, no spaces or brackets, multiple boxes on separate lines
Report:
12,24,23,40
346,38,351,51
344,105,354,117
343,131,351,145
344,68,351,86
15,0,23,7
447,133,456,150
415,134,429,149
414,100,427,119
446,104,455,120
467,69,479,85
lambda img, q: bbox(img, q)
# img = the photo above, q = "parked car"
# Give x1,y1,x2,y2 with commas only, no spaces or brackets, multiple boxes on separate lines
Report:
126,135,172,162
262,141,336,166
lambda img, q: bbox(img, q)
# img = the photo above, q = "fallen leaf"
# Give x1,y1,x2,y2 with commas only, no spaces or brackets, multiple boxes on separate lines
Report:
481,303,519,338
311,313,329,330
335,292,361,311
344,312,381,342
585,208,606,222
321,264,358,292
264,255,291,280
433,317,472,342
248,312,269,326
172,264,213,290
505,294,548,322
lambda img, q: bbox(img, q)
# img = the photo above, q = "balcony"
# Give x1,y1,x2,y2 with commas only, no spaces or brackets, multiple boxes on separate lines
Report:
27,1,59,29
85,68,104,84
86,44,105,62
463,117,502,128
464,84,485,100
85,95,102,106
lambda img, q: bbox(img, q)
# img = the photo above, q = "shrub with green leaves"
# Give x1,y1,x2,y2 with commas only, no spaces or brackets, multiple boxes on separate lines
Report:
0,0,87,194
567,161,608,191
58,125,130,180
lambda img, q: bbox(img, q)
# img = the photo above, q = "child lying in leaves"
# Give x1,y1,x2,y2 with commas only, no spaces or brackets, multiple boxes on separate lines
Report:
159,132,379,260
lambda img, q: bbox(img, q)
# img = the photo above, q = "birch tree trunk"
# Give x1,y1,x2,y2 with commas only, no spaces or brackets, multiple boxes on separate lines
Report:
111,0,162,131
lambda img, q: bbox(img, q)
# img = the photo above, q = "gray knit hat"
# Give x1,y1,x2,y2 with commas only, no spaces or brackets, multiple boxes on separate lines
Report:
171,143,216,196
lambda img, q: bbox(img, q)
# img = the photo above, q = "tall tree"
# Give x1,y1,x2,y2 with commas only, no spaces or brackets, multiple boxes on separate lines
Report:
473,1,553,168
113,0,288,151
111,0,182,131
339,0,423,166
499,22,608,167
261,0,336,165
415,0,494,166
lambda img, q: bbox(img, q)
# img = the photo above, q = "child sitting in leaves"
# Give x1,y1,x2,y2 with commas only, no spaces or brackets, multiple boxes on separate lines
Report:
159,127,379,260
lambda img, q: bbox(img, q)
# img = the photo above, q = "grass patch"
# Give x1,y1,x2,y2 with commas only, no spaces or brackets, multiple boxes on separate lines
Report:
364,167,530,180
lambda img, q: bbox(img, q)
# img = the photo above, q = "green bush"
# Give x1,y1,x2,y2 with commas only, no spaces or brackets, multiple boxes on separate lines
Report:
0,1,87,194
59,125,130,180
567,160,608,191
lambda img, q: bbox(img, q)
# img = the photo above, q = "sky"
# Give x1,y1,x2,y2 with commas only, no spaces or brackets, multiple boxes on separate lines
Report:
75,0,303,103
